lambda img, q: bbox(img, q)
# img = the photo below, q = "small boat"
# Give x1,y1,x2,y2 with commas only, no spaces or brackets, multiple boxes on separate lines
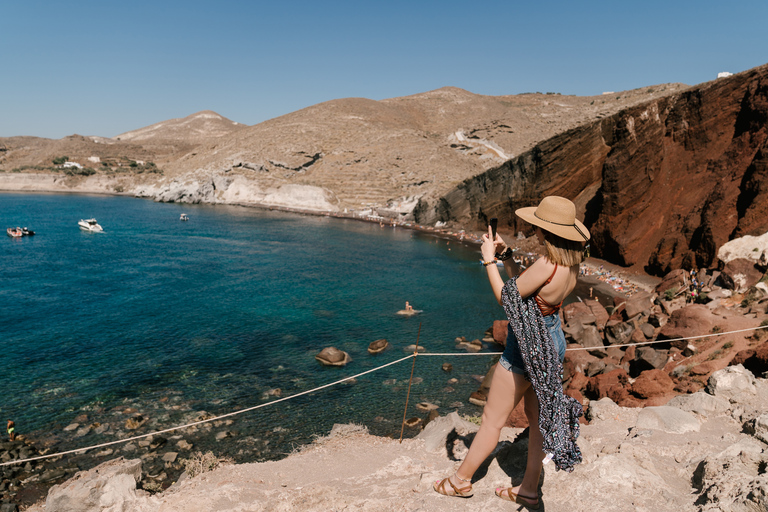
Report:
6,227,23,238
78,219,104,232
180,213,189,221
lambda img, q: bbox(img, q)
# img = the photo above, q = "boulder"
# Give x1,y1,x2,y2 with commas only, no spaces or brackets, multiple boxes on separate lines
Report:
655,269,688,295
719,258,764,292
691,438,768,510
315,347,350,366
753,414,768,444
635,406,700,433
44,457,144,512
604,320,634,346
441,363,453,372
666,391,730,417
729,341,768,377
584,300,610,330
640,323,656,338
623,292,653,320
586,397,622,421
492,320,508,344
367,339,389,354
574,325,604,349
630,369,675,399
648,312,669,328
562,301,595,325
586,368,630,402
658,305,718,349
717,231,768,266
585,360,606,377
565,371,590,395
631,347,668,375
706,364,757,399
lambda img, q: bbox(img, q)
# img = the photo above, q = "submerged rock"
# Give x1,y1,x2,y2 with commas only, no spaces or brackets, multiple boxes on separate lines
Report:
367,339,389,354
315,347,350,366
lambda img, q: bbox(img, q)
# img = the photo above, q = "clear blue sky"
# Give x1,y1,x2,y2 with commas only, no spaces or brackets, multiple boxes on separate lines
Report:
2,0,766,139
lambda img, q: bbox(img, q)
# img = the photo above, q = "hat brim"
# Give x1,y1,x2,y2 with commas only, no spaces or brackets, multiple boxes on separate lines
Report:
515,207,591,242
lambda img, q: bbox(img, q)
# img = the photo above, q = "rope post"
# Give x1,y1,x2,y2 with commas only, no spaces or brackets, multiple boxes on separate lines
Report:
399,323,421,443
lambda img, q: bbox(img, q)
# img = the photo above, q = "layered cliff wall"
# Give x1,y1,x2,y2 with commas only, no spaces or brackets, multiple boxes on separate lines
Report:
422,64,768,275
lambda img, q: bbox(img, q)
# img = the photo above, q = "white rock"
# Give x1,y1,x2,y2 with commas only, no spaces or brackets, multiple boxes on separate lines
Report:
162,452,178,463
587,397,620,421
665,391,730,417
706,364,757,399
753,413,768,444
44,457,146,512
416,411,479,452
717,231,768,265
636,406,700,433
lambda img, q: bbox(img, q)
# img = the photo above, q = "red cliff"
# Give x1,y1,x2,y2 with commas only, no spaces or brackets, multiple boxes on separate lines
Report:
421,63,768,275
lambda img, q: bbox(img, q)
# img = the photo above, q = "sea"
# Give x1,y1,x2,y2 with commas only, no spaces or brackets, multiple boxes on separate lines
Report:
1,192,514,460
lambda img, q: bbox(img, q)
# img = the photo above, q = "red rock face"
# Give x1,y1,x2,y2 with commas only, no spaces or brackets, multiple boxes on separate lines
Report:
429,63,768,276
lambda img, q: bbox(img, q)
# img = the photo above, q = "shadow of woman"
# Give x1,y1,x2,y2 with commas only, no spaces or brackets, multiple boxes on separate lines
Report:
446,427,547,508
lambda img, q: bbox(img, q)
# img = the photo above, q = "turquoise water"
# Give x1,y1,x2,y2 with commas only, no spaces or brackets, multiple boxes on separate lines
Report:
1,193,503,455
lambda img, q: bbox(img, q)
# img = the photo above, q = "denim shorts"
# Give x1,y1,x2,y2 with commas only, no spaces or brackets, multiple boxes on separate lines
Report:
499,313,566,375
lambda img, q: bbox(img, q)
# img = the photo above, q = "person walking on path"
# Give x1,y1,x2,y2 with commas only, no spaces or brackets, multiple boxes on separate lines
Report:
433,196,588,508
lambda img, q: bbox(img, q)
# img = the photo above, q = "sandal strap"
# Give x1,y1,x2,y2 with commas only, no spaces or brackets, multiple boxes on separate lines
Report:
438,477,471,496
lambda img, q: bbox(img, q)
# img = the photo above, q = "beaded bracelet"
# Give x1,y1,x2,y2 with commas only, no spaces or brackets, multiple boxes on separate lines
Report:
482,259,498,267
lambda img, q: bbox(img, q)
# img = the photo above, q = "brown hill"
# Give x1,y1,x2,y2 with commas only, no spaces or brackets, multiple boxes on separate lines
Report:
162,85,689,207
114,110,246,143
0,84,687,208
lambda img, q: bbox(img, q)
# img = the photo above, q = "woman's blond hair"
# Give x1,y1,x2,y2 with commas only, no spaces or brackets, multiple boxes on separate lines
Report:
541,229,586,266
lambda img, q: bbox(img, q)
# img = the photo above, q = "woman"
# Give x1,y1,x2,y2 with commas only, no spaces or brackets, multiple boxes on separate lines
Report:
434,196,589,508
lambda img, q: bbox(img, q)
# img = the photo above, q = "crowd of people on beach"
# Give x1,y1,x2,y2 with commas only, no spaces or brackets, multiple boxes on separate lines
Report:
579,264,643,296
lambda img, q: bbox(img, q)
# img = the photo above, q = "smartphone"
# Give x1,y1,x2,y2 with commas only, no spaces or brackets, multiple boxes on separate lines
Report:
489,218,498,239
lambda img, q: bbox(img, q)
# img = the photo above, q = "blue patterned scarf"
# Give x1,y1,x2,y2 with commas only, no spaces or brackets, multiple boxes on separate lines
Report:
501,277,583,472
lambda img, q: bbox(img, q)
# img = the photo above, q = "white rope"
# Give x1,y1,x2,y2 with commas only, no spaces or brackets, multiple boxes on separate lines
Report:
419,324,768,355
561,324,768,351
5,324,765,467
1,354,414,467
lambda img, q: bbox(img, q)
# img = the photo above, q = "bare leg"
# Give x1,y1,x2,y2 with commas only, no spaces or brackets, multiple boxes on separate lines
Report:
507,385,544,498
451,364,530,484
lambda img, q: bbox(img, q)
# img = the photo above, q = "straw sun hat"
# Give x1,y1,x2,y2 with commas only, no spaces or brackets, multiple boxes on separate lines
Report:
515,196,590,242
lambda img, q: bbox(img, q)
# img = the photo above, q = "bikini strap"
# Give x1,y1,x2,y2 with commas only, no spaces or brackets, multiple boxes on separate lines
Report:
543,263,558,285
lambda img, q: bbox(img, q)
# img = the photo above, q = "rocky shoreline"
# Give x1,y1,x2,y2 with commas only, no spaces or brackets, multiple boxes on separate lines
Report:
15,364,768,512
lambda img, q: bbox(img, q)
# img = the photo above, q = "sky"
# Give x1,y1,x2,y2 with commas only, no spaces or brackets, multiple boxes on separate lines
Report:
2,0,767,139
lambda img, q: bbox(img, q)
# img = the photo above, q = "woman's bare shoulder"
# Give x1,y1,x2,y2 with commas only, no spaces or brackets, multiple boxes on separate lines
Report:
519,256,555,288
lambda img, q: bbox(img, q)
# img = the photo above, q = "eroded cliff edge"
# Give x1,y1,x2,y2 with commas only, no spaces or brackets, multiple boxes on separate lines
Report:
422,63,768,276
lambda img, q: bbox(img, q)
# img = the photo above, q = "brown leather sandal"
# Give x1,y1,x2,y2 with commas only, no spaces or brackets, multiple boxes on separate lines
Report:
433,476,473,498
495,487,540,509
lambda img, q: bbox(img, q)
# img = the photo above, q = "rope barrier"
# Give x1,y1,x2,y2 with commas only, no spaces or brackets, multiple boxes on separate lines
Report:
0,354,414,467
4,323,765,468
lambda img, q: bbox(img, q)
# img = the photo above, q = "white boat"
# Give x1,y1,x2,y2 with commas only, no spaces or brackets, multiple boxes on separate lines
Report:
78,218,104,232
180,213,189,221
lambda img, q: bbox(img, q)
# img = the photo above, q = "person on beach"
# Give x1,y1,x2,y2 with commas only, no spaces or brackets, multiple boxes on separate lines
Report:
7,420,15,441
434,196,588,508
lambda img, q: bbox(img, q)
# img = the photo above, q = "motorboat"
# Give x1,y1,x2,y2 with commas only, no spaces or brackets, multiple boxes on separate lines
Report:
6,227,23,238
180,213,189,221
78,219,104,232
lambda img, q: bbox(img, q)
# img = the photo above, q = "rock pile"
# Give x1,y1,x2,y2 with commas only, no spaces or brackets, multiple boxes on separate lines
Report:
463,266,768,427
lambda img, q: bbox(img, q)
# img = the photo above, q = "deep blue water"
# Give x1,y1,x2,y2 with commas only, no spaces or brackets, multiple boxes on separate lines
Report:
1,193,503,454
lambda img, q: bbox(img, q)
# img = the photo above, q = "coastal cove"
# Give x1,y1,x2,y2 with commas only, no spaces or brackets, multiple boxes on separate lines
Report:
1,193,511,456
